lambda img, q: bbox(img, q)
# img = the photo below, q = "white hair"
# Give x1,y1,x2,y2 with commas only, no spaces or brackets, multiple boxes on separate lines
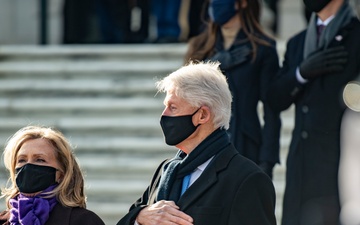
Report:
156,61,232,129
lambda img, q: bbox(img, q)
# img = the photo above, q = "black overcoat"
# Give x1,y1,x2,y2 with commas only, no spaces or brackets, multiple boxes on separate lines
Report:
116,145,277,225
214,30,281,165
267,17,360,225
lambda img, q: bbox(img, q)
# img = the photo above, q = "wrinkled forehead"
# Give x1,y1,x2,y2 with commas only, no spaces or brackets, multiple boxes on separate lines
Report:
163,89,189,106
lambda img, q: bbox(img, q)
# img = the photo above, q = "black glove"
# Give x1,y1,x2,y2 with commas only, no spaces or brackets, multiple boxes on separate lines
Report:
299,46,348,80
210,45,251,70
258,161,274,180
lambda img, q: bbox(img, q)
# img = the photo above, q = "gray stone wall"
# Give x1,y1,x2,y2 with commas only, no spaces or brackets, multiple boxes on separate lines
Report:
0,0,62,45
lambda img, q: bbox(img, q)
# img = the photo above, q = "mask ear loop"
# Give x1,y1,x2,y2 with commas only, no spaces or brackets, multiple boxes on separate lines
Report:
191,107,202,116
192,107,203,128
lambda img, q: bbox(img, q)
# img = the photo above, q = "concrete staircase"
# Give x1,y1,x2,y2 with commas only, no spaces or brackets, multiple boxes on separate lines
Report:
0,43,293,225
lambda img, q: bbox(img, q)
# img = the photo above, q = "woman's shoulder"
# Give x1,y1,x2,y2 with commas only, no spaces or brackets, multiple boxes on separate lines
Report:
49,204,105,225
69,207,105,225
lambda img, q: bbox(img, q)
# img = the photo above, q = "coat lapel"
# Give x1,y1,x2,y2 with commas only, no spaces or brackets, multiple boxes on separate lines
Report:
177,146,238,210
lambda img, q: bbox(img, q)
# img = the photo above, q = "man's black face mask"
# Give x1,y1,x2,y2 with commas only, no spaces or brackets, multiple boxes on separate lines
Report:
303,0,332,12
160,108,201,146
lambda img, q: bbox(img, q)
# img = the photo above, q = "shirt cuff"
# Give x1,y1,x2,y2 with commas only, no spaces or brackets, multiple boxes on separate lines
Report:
296,67,308,84
134,220,140,225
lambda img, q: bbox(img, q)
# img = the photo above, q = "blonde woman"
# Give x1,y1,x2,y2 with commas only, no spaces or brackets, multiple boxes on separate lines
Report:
0,125,104,225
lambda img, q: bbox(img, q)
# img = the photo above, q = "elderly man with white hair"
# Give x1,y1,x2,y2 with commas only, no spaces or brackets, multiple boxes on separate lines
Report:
116,61,276,225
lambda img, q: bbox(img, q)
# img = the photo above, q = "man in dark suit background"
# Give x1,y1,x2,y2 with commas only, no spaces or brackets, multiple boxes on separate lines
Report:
267,0,360,225
116,61,276,225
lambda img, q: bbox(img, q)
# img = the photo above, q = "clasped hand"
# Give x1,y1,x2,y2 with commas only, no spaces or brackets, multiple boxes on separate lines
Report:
136,200,193,225
300,46,348,80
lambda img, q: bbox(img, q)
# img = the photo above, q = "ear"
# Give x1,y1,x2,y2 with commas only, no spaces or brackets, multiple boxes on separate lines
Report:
197,106,211,124
56,170,64,183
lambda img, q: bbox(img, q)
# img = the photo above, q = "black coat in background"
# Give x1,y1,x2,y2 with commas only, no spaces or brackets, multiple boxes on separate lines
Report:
116,145,276,225
267,17,360,225
214,30,281,166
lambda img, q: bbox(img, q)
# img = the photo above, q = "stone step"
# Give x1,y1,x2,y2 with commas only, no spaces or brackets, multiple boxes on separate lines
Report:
0,97,163,117
0,44,188,62
0,78,158,97
0,60,182,79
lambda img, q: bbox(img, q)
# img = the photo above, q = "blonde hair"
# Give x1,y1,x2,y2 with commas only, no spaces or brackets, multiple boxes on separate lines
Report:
156,61,232,129
1,125,86,209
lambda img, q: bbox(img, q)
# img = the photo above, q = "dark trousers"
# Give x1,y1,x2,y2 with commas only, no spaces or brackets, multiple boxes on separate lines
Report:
63,0,149,44
151,0,181,40
63,0,94,44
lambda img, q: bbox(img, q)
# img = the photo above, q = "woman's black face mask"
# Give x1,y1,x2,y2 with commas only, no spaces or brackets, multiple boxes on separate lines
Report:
15,163,57,193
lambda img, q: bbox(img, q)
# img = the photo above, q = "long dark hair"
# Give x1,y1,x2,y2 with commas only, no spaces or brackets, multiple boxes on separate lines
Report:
184,0,272,63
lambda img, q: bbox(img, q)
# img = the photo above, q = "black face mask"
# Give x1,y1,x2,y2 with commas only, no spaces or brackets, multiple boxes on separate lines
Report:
160,108,201,146
208,0,237,26
303,0,332,12
15,163,57,193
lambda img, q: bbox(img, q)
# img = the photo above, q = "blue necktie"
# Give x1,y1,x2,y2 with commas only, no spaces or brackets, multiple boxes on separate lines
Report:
181,174,191,195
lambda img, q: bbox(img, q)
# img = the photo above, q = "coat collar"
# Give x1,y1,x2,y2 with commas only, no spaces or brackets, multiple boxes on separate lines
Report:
177,145,238,210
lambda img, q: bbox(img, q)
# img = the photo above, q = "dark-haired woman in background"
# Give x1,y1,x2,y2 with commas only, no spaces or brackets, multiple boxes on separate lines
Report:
185,0,281,178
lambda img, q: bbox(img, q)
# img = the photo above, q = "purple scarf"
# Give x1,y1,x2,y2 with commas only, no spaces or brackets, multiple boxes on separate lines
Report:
9,185,58,225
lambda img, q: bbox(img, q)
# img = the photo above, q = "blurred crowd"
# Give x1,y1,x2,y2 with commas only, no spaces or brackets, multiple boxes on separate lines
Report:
62,0,206,44
62,0,360,45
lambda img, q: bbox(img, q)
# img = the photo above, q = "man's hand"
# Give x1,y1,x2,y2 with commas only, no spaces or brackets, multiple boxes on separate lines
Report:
136,200,193,225
299,46,348,80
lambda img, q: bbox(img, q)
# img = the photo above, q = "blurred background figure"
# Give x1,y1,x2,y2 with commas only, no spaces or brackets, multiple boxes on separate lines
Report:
186,1,208,41
62,0,93,43
303,0,360,23
267,0,360,224
342,75,360,112
304,0,360,24
150,0,181,43
351,0,360,17
63,0,150,44
185,0,281,179
150,0,206,43
339,74,360,225
339,103,360,225
94,0,150,44
263,0,280,36
62,0,206,44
